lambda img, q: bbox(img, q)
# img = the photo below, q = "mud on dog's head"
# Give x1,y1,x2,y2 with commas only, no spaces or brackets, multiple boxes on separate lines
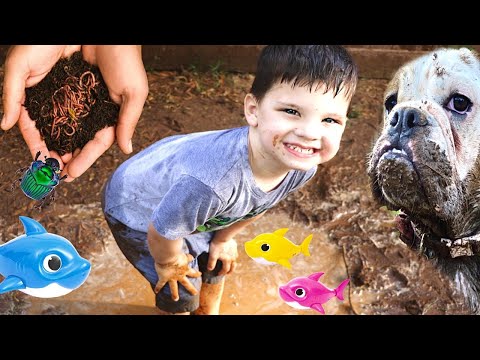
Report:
367,47,480,312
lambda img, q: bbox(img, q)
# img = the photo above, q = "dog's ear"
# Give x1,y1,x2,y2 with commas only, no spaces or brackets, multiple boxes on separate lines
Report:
458,47,479,63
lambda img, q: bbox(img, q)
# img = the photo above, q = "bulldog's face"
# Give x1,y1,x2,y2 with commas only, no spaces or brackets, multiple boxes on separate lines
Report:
368,48,480,238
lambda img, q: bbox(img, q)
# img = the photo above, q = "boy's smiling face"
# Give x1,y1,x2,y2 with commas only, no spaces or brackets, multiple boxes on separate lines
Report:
245,81,351,173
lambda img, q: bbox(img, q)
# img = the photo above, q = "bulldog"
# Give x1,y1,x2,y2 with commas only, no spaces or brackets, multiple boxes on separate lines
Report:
367,47,480,313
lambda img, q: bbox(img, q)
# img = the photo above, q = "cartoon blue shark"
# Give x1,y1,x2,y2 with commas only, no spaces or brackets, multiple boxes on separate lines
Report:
0,216,91,298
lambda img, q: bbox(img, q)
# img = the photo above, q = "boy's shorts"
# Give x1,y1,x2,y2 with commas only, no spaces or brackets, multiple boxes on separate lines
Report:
102,210,225,314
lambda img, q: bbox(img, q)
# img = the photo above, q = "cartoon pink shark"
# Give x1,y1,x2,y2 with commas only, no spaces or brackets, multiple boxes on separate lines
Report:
278,272,349,314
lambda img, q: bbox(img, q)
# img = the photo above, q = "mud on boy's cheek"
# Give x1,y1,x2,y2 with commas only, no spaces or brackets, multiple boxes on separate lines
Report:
273,135,280,147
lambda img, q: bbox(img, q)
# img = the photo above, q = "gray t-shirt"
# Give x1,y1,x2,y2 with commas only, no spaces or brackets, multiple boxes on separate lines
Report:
103,126,316,239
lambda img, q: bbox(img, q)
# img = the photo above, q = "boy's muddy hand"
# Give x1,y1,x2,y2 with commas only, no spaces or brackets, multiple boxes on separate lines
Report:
208,238,238,276
154,253,202,301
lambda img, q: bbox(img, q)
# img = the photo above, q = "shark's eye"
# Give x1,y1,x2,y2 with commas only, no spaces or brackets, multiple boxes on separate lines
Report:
295,288,306,298
43,254,62,273
261,243,270,252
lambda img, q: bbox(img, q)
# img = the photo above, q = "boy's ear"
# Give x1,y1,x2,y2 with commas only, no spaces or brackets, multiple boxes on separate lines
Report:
244,93,259,127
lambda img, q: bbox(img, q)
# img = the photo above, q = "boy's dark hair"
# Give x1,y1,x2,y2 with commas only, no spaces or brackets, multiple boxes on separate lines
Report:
250,45,358,102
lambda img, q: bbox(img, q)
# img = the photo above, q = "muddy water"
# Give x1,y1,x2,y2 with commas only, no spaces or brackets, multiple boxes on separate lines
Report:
23,212,350,315
221,212,350,315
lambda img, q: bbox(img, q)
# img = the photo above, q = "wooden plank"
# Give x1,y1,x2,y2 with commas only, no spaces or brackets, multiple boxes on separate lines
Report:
142,45,265,73
142,45,429,79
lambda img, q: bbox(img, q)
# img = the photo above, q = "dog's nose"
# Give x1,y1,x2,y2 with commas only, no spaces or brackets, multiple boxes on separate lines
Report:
389,107,428,137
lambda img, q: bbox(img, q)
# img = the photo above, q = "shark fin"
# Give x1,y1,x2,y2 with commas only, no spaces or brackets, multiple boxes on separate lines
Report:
273,228,289,237
0,275,26,294
308,272,325,281
334,278,350,301
312,303,325,314
300,234,313,257
278,259,292,269
19,216,47,236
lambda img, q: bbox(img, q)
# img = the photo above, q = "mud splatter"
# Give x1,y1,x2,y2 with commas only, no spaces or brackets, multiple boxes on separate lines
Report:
273,134,280,147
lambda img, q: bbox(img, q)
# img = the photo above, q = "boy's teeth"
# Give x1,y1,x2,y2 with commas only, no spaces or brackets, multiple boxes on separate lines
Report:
287,144,313,154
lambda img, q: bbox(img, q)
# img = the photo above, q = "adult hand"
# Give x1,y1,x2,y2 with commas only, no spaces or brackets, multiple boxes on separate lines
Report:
1,45,81,171
62,45,149,181
1,45,149,182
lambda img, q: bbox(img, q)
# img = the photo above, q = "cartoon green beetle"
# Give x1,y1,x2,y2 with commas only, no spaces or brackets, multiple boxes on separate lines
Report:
11,151,67,209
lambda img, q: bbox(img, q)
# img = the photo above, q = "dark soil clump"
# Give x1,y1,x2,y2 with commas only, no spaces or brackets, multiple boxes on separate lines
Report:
24,52,120,155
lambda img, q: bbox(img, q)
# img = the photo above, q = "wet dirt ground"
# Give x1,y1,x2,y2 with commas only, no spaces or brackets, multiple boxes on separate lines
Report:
0,67,470,315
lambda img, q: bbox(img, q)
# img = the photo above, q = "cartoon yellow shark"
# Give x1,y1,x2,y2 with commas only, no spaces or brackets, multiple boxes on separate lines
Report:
244,228,312,269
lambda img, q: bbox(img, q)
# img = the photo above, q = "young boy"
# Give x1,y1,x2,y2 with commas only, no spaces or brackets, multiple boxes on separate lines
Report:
101,45,358,315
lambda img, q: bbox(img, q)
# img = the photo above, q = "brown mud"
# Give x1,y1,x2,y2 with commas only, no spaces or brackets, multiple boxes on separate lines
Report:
24,52,119,155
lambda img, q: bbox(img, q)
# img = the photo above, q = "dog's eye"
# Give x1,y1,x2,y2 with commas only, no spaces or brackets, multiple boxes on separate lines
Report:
385,94,397,113
446,94,472,115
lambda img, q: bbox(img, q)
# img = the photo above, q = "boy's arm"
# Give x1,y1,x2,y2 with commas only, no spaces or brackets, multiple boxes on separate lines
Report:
147,223,201,301
147,222,184,264
208,212,266,275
